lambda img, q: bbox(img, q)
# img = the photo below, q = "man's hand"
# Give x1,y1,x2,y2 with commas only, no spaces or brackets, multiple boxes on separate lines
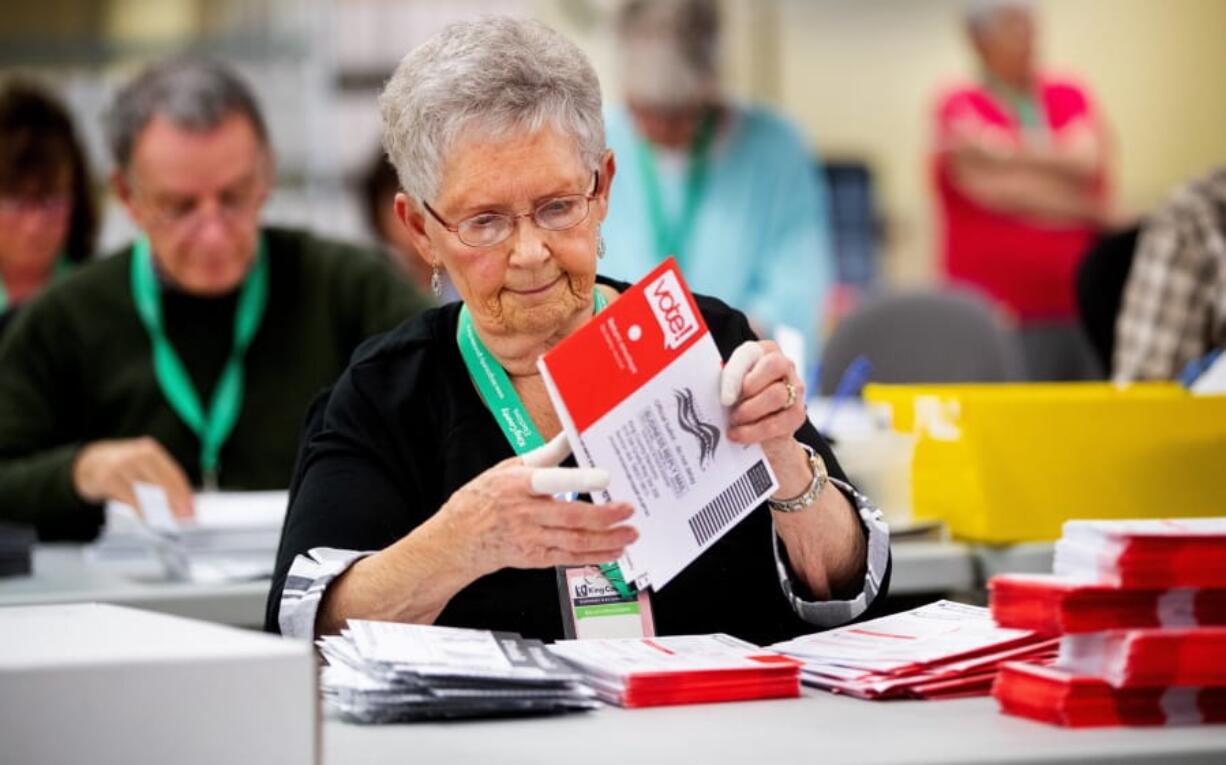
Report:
72,437,194,518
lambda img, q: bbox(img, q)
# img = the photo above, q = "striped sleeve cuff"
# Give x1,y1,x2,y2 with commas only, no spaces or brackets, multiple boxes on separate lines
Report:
771,477,891,628
278,547,374,639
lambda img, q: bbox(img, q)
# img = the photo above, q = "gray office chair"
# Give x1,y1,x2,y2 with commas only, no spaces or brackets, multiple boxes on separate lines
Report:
818,289,1027,395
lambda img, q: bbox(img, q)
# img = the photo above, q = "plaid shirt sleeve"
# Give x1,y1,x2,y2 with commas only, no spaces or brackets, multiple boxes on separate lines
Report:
771,478,891,628
1114,169,1226,382
279,547,375,639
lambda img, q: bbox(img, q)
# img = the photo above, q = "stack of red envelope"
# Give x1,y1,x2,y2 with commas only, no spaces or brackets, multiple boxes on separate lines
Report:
547,634,803,708
990,517,1226,727
994,662,1226,728
990,573,1226,634
1052,518,1226,588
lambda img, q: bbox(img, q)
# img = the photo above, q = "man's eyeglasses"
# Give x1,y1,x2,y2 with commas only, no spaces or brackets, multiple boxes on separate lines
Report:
134,175,266,232
423,171,600,248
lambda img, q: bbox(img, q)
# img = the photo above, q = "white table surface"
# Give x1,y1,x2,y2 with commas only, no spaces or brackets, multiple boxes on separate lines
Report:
0,544,269,627
8,543,1220,764
323,690,1226,765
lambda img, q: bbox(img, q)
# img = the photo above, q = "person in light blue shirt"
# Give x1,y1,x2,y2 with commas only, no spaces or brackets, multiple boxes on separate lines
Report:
601,0,833,365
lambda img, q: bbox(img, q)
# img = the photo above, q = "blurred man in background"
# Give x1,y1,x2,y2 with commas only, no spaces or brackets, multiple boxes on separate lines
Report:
1113,166,1226,382
601,0,833,364
0,59,427,539
934,0,1110,380
0,81,97,338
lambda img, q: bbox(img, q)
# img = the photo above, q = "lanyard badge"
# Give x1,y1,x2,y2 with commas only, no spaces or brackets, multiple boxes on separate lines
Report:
557,564,655,640
457,289,654,639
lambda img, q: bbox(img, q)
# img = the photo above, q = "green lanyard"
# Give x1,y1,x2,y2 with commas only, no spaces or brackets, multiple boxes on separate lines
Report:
130,236,269,490
986,76,1048,140
456,289,635,599
0,256,74,312
634,109,718,269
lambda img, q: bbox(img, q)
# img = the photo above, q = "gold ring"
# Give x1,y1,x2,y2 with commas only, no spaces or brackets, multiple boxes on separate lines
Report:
783,380,797,409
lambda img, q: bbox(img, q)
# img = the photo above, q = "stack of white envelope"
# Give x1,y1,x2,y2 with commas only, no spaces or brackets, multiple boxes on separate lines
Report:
318,620,599,723
92,485,287,583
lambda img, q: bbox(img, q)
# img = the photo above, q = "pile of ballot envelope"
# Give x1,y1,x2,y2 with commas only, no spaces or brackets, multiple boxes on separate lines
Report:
317,621,599,722
770,600,1055,700
547,634,802,707
92,488,287,583
990,518,1226,727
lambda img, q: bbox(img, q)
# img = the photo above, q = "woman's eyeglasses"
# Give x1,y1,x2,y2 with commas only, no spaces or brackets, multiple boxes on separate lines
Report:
423,171,600,248
0,193,70,217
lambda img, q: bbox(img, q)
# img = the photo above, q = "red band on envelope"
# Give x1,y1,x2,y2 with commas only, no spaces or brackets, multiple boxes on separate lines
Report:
544,258,708,432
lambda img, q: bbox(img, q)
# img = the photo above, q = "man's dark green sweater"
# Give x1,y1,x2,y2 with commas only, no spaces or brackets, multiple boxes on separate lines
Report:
0,227,429,539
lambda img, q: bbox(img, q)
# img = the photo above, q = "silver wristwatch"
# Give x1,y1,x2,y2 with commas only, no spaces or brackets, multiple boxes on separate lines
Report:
767,443,828,513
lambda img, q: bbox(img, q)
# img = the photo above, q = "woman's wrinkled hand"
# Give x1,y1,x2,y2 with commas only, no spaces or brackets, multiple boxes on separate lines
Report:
436,433,638,578
720,340,807,454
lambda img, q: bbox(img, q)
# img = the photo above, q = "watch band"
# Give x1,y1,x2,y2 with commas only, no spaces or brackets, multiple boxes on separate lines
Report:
767,443,828,513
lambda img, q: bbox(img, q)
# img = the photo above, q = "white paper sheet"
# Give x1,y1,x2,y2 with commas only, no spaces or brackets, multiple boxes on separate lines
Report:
538,260,778,590
94,486,288,582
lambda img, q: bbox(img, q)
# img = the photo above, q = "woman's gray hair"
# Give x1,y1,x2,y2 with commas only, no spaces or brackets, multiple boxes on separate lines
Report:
380,16,605,203
964,0,1034,36
104,58,269,172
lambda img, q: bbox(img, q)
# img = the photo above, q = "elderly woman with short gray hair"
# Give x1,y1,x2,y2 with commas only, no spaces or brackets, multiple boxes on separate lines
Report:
270,17,890,645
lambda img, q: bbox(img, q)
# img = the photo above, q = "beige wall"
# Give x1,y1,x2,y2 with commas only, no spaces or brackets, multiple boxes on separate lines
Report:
545,0,1226,287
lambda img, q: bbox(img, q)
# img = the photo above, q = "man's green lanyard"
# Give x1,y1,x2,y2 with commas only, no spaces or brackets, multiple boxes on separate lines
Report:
130,236,269,490
456,289,635,599
634,109,718,269
0,256,74,312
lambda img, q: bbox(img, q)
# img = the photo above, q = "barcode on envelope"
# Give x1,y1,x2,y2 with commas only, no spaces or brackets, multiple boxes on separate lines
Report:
687,460,773,546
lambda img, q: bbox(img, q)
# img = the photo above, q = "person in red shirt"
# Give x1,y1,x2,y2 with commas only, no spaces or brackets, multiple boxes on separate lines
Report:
934,0,1111,380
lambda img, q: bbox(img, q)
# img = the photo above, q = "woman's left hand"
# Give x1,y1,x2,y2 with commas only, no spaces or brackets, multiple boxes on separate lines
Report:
719,340,806,457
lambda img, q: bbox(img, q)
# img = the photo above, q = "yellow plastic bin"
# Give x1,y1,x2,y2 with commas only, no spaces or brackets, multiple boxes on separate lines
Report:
864,382,1226,543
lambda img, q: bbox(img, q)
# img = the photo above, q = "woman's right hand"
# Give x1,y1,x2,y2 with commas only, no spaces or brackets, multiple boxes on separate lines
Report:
435,433,638,578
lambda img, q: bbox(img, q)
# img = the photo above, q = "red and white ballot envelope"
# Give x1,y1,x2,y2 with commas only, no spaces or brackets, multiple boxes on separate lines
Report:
993,661,1226,727
547,634,802,708
770,600,1053,700
538,259,778,590
990,573,1226,634
1053,518,1226,589
1057,628,1226,688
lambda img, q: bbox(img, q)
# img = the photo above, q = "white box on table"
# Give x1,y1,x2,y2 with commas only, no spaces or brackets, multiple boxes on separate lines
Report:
0,603,316,764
